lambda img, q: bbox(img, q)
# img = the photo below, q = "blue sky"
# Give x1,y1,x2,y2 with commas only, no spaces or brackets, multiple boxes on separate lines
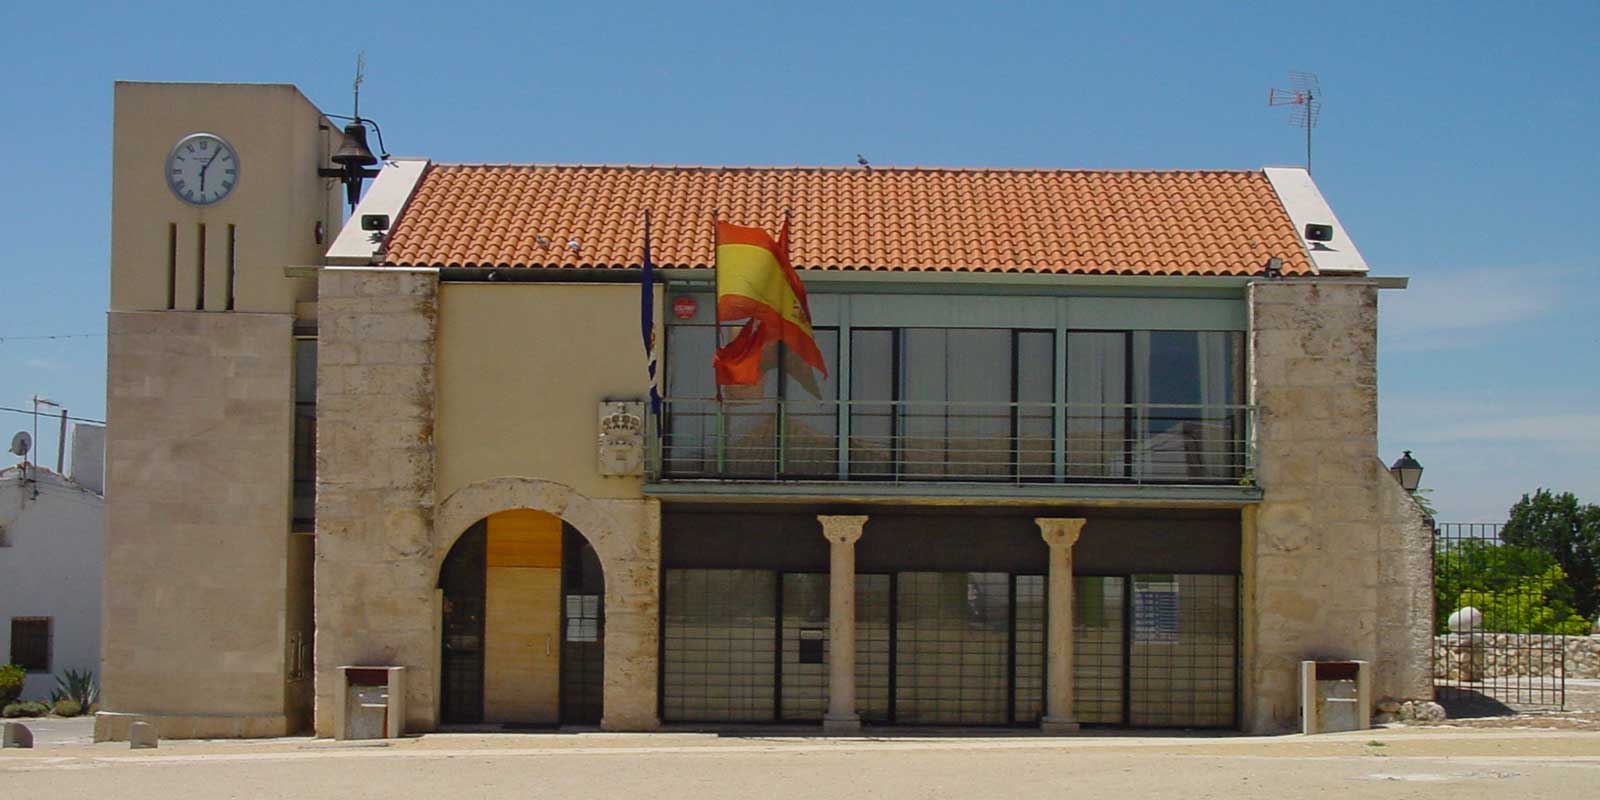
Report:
1,1,1595,521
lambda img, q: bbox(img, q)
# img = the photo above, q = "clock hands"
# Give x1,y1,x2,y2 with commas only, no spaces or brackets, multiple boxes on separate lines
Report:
199,146,225,194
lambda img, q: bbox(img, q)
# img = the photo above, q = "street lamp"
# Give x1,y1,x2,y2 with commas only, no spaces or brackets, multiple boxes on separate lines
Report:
1389,450,1423,492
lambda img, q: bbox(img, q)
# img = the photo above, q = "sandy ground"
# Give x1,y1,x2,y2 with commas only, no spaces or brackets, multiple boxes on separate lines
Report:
4,725,1599,799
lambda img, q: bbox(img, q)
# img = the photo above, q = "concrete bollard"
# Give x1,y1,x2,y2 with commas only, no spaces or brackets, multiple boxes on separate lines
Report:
2,721,34,748
129,721,159,750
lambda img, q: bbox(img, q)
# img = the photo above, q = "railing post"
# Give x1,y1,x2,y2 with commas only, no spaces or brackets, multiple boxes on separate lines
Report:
715,402,726,474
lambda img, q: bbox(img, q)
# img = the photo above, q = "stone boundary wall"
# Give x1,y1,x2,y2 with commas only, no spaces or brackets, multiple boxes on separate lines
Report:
1434,634,1600,680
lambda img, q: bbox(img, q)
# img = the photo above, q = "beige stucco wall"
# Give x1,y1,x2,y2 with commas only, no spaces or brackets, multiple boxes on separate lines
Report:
435,283,651,502
1243,279,1433,733
315,271,662,735
110,82,343,314
101,311,296,738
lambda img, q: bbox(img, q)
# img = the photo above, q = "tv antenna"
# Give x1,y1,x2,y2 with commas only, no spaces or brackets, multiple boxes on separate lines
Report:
352,52,366,120
1268,71,1321,172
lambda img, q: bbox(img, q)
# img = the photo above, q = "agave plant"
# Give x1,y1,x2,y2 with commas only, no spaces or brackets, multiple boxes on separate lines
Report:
49,668,98,708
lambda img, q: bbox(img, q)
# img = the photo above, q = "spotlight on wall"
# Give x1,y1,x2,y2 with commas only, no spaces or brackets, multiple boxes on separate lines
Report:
1389,450,1424,492
1264,256,1284,279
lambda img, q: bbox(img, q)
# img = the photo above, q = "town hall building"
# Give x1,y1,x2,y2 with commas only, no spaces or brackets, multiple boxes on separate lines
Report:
97,81,1434,739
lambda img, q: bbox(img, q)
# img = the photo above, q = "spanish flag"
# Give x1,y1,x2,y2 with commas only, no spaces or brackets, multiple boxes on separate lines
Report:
713,218,827,387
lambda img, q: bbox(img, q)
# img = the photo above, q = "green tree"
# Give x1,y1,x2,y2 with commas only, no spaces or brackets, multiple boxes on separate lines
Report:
1501,490,1600,620
1456,564,1591,635
1434,539,1566,633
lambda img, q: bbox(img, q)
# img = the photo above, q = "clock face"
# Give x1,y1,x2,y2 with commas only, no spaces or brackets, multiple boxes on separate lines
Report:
165,133,239,205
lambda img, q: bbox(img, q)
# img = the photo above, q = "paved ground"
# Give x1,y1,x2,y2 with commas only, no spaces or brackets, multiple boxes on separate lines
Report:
4,725,1599,799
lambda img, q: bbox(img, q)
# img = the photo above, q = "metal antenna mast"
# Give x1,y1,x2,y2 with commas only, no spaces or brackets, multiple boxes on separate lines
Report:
1268,72,1322,172
353,52,366,120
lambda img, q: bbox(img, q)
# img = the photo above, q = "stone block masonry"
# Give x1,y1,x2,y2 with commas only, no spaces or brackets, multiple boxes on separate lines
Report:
1244,280,1433,733
99,310,298,740
314,268,441,737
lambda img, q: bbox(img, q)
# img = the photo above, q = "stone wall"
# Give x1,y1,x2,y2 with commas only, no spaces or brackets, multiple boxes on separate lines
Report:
1435,634,1600,680
1244,279,1433,733
313,269,663,735
101,310,296,739
314,268,440,736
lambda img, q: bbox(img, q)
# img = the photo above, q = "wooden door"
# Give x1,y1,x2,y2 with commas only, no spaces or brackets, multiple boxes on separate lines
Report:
483,510,563,724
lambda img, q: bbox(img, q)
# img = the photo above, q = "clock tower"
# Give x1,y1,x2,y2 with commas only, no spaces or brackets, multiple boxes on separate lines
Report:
101,82,344,739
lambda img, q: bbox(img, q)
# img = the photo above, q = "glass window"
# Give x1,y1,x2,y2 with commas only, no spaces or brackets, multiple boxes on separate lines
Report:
782,330,838,477
292,339,316,528
1016,331,1055,479
663,325,837,477
1132,332,1244,480
662,569,778,722
1128,574,1237,727
1066,332,1127,478
849,330,895,479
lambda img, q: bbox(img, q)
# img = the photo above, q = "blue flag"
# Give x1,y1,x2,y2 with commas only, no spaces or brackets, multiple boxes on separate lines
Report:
641,211,662,421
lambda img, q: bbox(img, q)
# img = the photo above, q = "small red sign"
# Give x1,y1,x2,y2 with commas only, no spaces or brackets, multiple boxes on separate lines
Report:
672,296,698,320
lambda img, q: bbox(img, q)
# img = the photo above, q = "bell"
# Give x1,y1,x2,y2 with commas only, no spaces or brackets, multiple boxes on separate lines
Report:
332,122,378,168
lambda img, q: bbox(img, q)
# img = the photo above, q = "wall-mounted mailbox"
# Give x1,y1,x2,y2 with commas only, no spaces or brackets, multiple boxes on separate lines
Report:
336,665,406,740
1300,660,1370,734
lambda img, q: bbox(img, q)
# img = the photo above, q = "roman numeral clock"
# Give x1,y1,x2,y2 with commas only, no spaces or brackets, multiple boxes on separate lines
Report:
165,132,238,205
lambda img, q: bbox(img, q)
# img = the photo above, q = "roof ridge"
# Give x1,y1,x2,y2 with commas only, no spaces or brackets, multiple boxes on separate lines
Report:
428,162,1268,175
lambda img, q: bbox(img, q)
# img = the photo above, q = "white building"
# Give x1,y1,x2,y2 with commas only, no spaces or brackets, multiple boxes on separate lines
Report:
1,426,105,700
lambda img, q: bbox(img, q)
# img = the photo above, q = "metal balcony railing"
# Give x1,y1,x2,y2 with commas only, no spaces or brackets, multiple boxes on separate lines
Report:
648,399,1256,485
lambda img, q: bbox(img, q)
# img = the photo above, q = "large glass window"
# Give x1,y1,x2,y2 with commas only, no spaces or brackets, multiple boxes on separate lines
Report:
662,322,1243,482
1065,330,1244,481
849,328,1054,481
662,326,837,477
1131,332,1245,481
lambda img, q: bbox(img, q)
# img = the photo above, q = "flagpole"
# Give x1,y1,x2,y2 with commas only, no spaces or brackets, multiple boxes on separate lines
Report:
776,207,791,478
712,207,726,473
712,206,723,405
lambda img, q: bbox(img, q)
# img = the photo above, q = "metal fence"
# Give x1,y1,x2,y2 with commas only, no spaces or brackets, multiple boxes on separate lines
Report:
650,399,1256,485
1434,522,1565,710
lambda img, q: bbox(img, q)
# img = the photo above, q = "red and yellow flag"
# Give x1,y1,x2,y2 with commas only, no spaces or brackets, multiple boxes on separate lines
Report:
713,219,826,387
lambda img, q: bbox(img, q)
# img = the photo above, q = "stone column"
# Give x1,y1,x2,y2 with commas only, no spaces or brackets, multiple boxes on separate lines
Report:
1037,517,1087,734
819,515,868,734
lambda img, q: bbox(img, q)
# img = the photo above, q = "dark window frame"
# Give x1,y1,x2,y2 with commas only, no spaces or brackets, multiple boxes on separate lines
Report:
10,616,52,673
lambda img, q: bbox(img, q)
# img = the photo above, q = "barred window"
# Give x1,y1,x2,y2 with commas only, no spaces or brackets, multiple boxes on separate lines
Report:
10,617,51,672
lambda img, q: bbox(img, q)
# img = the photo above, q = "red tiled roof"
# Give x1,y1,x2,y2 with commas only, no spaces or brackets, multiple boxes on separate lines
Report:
381,164,1313,276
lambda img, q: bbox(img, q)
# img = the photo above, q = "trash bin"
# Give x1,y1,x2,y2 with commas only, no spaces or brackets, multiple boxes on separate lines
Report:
1300,660,1370,734
336,666,406,740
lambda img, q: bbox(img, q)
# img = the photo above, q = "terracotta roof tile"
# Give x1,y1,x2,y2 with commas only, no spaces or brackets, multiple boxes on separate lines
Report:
381,165,1313,276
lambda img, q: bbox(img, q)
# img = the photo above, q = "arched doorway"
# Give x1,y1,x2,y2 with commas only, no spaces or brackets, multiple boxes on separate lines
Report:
438,508,606,726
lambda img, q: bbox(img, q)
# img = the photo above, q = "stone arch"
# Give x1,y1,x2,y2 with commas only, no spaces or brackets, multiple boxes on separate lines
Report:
431,475,661,730
434,476,627,580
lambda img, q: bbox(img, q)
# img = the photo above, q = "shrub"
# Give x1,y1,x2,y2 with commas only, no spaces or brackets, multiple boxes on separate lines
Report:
49,668,99,708
0,664,23,706
52,699,83,717
3,700,49,718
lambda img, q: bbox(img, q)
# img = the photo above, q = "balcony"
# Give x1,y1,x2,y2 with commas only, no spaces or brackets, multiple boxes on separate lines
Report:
649,398,1256,489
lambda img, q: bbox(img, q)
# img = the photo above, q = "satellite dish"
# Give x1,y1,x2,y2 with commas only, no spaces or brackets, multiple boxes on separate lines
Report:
9,431,31,457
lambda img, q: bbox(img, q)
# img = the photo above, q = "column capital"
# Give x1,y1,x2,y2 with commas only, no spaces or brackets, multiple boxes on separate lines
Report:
1035,517,1086,549
818,514,868,546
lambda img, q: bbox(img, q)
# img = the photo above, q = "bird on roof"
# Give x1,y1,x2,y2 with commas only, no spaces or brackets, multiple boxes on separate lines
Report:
856,154,871,171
